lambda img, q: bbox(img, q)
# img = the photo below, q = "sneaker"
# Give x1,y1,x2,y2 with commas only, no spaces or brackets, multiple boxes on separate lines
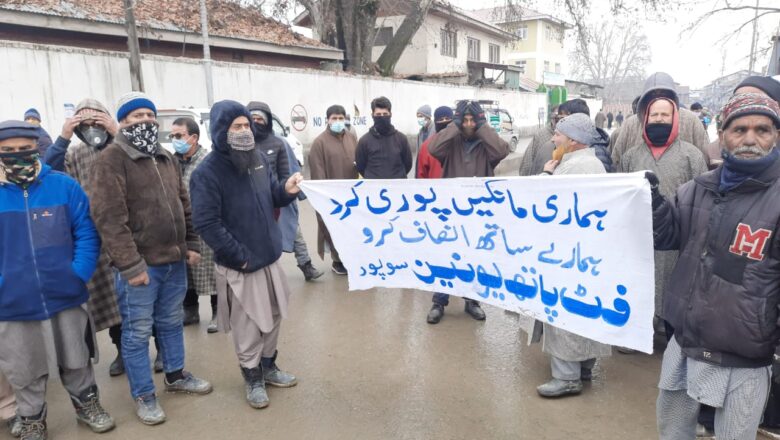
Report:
427,304,445,324
153,352,163,373
207,315,218,334
536,378,583,398
134,395,165,426
331,262,348,275
6,415,21,438
70,385,115,433
261,352,298,388
18,406,46,440
464,300,486,321
240,366,269,409
298,261,324,281
183,306,200,326
109,351,125,377
164,371,213,395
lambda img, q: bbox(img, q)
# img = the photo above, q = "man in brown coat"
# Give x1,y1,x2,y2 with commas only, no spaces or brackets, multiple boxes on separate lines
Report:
425,100,509,323
308,104,359,276
91,92,212,426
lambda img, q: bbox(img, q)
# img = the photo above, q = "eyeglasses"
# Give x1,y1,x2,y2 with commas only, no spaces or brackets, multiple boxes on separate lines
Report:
168,133,191,141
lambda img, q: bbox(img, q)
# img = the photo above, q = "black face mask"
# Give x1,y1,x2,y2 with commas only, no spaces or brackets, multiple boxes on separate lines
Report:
435,120,451,132
373,115,393,136
645,123,673,147
79,126,109,148
252,121,271,142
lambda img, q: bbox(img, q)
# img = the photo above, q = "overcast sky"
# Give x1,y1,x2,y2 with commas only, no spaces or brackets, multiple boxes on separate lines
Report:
449,0,778,89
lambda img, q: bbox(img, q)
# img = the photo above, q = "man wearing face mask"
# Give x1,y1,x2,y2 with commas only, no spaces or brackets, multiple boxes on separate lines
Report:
620,92,707,344
23,109,53,156
611,72,710,170
415,106,452,179
652,93,780,440
42,99,129,377
246,101,322,281
426,100,509,324
534,113,611,397
416,104,434,150
91,92,212,426
0,120,115,439
190,100,303,409
355,96,413,179
170,118,219,333
309,105,359,275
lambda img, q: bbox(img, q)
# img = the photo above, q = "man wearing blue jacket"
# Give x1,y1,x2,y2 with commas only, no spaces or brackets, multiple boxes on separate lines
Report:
190,100,303,409
0,121,114,439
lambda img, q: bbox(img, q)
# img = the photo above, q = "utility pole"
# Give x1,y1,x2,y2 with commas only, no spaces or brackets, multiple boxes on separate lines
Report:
199,0,215,107
748,0,760,73
123,0,145,91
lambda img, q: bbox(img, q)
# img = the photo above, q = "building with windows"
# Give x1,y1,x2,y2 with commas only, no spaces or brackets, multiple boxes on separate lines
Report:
294,1,515,86
470,7,571,84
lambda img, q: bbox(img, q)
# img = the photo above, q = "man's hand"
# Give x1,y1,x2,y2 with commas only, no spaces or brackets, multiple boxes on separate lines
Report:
128,271,150,287
92,112,119,136
60,116,82,140
645,171,664,210
187,251,201,266
453,100,469,129
285,172,304,194
468,102,487,129
543,160,559,174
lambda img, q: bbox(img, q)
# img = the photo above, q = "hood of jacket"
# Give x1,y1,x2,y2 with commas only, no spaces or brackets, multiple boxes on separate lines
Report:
247,101,273,140
73,98,114,147
638,72,679,121
210,100,252,155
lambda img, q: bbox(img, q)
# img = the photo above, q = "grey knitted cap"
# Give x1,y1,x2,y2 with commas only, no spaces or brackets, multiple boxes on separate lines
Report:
555,113,599,145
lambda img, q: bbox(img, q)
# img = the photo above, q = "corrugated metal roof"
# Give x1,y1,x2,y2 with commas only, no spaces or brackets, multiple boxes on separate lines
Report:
0,0,332,50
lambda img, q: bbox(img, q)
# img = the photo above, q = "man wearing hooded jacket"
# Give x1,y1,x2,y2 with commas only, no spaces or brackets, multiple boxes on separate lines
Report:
190,100,303,410
652,92,780,440
619,87,707,340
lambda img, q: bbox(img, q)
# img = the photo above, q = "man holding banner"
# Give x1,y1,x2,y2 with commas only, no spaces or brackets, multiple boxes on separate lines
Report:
653,93,780,439
536,113,611,397
425,100,509,324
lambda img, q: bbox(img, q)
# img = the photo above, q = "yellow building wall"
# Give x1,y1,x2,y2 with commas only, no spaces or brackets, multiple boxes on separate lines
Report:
540,21,565,57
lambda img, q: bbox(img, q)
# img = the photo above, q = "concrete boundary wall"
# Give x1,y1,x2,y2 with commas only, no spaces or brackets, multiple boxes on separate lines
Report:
0,40,549,145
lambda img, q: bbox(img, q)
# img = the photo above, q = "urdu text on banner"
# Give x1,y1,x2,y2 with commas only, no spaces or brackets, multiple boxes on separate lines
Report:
300,173,656,353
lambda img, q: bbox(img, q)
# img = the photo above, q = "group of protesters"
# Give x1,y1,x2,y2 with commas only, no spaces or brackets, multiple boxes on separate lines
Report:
0,71,779,440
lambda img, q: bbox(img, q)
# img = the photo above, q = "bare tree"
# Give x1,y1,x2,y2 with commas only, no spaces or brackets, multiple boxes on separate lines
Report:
375,0,435,76
570,19,651,101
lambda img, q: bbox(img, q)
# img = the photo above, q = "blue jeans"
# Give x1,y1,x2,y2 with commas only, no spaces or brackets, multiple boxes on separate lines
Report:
115,262,187,399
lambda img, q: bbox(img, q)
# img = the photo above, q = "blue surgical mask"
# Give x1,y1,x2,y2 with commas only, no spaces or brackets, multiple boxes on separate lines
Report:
172,138,191,154
330,121,346,134
417,117,428,128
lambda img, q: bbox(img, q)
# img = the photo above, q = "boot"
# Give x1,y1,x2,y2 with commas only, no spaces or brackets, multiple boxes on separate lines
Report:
261,351,298,388
134,394,165,426
6,415,21,438
464,300,486,321
183,305,200,326
298,261,324,281
18,406,46,440
240,366,269,409
427,304,444,324
70,385,115,433
536,378,583,398
109,350,124,377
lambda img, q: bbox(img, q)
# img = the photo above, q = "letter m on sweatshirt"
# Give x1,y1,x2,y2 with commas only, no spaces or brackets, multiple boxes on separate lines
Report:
729,223,772,261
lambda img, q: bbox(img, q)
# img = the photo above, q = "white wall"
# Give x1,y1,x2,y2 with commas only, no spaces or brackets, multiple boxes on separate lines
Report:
0,40,547,146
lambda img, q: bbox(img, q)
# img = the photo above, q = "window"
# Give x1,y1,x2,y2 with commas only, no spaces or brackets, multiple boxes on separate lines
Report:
441,29,457,57
467,37,481,61
515,24,528,40
373,27,393,46
489,44,500,64
555,63,561,74
544,61,550,72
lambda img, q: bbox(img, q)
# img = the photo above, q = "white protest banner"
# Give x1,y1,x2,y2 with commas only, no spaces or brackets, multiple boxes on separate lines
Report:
300,173,656,353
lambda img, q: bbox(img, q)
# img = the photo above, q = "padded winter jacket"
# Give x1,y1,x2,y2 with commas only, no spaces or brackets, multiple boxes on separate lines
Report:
653,160,780,367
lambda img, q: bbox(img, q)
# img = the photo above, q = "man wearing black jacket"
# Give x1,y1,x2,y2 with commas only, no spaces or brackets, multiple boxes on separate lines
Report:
190,100,303,410
355,96,412,179
652,92,780,439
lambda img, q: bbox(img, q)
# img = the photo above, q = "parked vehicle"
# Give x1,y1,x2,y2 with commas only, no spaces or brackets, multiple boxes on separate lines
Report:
158,108,305,166
484,107,520,153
